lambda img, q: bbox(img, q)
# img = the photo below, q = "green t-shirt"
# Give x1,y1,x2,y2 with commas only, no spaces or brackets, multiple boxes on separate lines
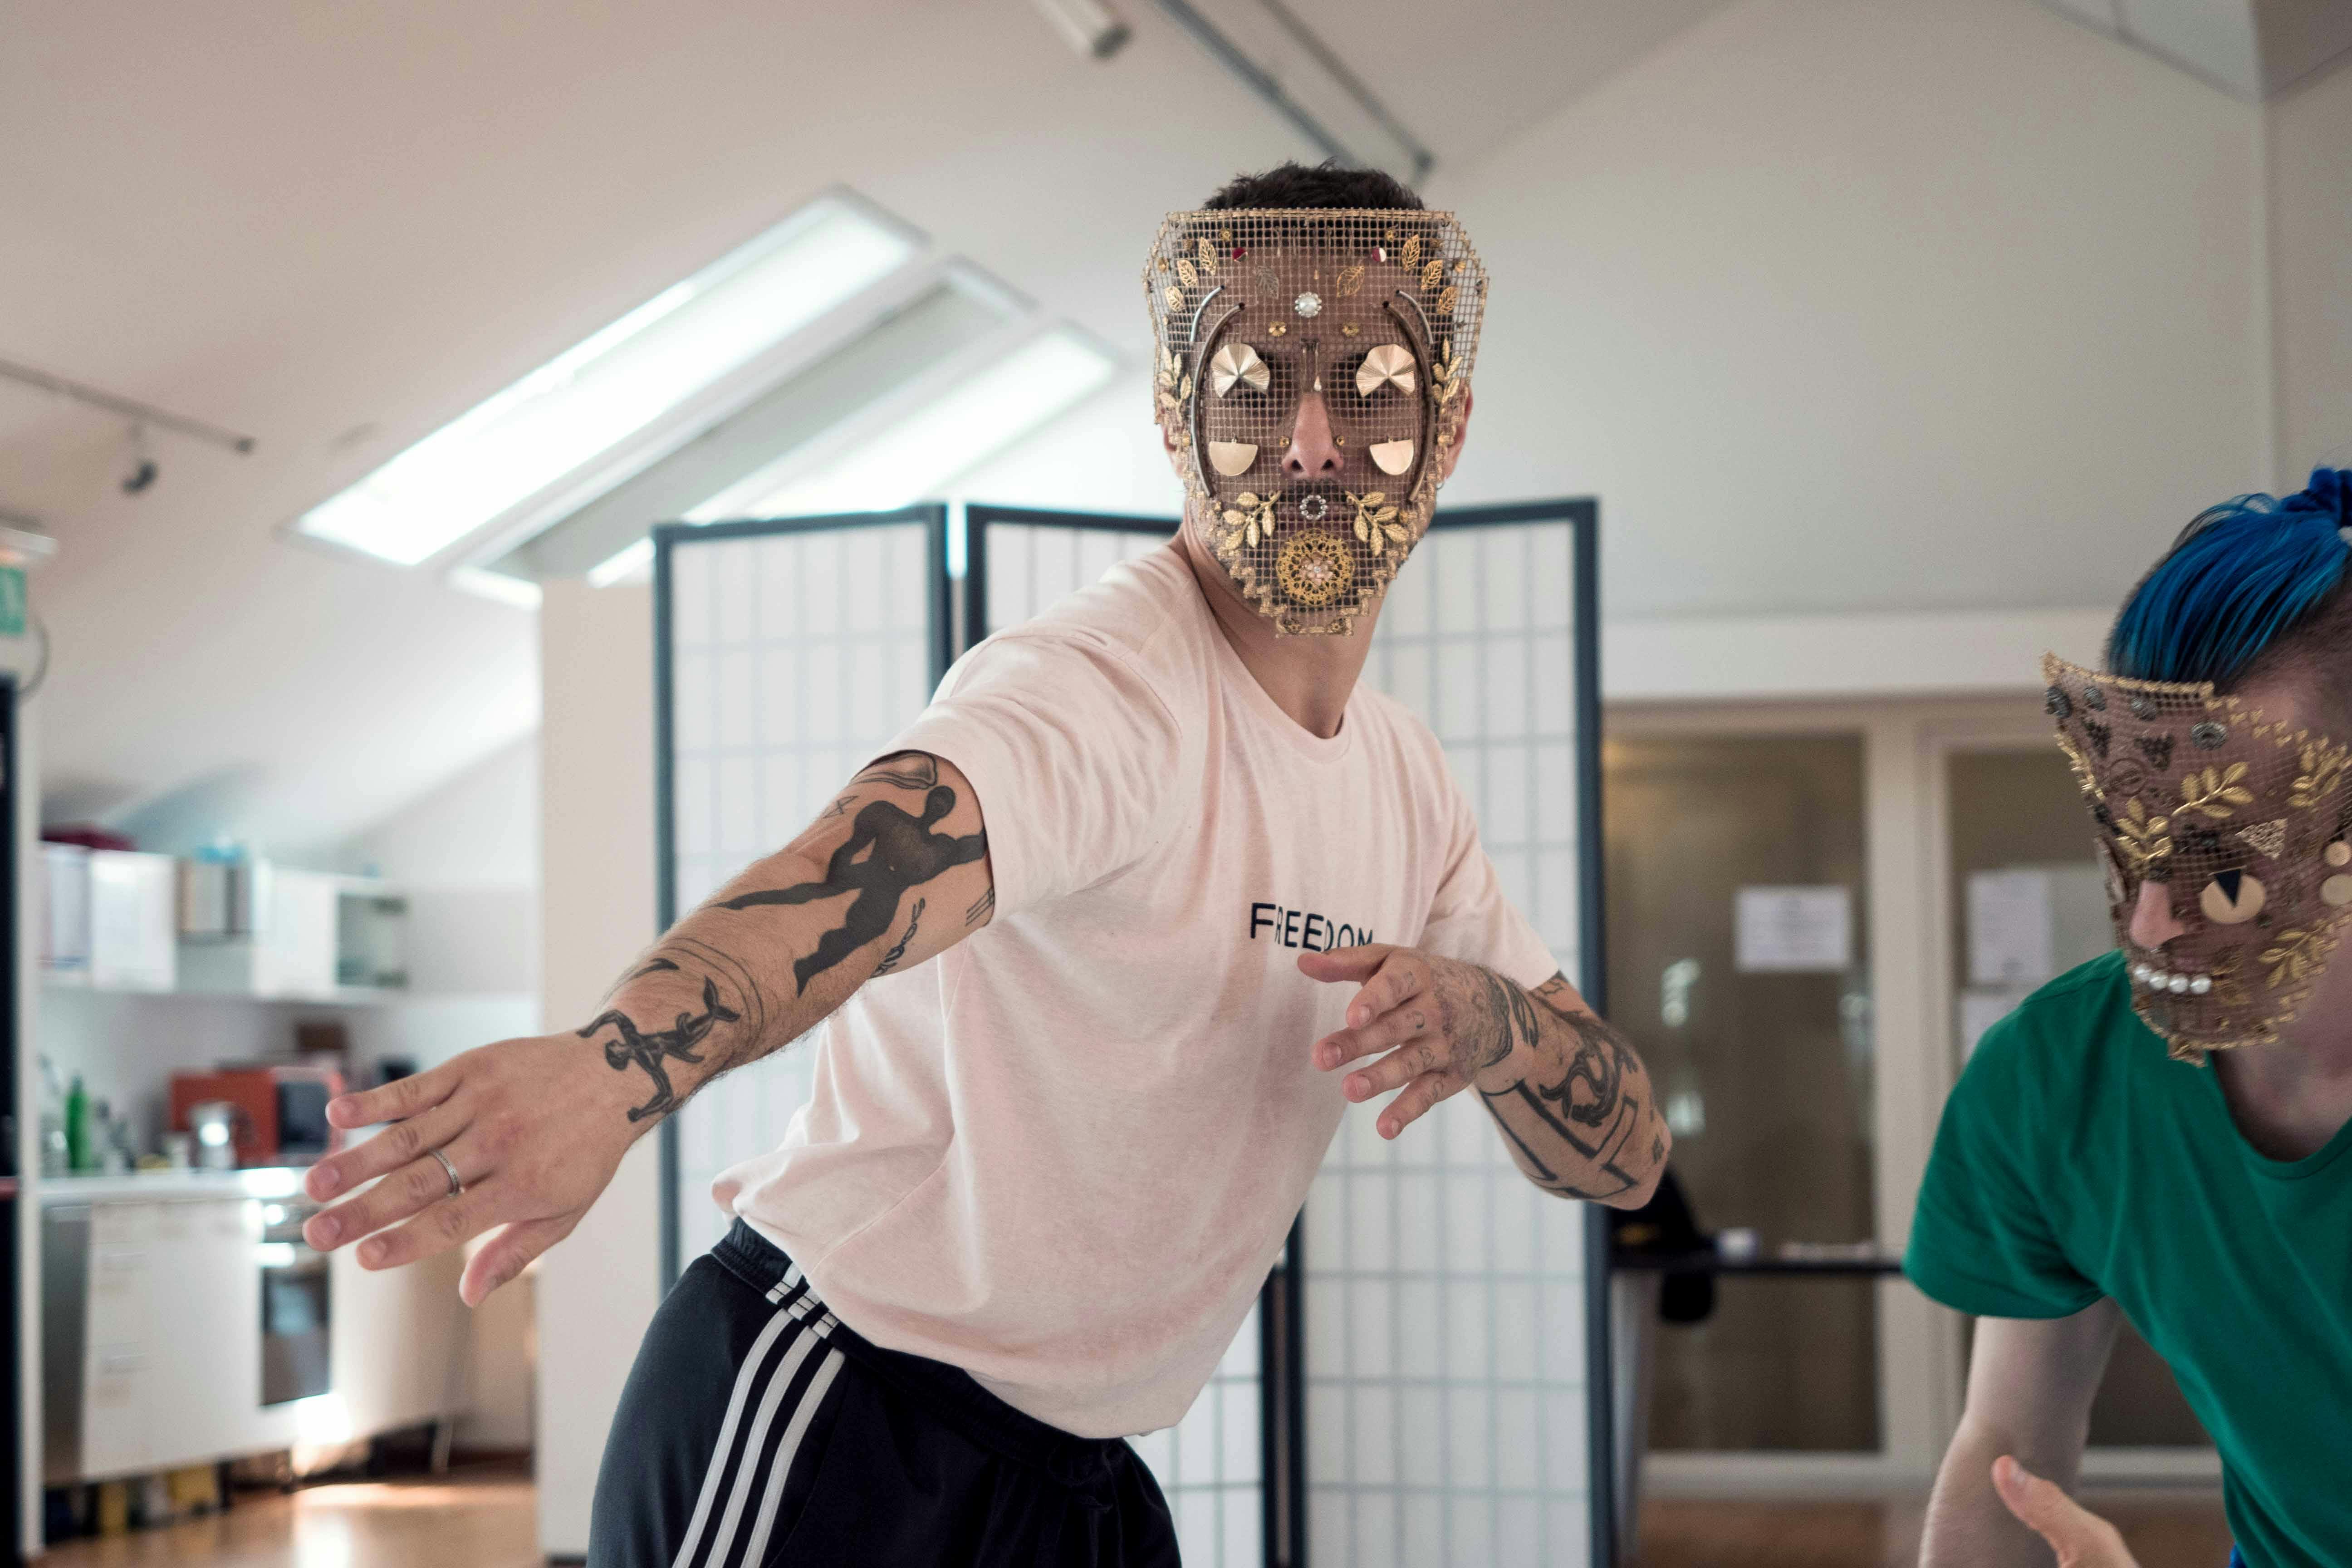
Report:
1907,951,2352,1568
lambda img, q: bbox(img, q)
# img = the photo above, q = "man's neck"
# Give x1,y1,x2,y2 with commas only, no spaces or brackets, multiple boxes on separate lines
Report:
2212,959,2352,1161
1175,515,1376,740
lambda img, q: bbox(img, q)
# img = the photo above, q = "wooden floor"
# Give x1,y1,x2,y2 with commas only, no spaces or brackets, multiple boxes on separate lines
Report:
39,1463,539,1568
39,1466,2229,1566
1632,1490,2234,1568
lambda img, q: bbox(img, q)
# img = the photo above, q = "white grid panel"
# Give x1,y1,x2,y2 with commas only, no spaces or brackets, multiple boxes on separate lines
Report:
666,519,937,1265
979,515,1263,1568
1304,519,1593,1568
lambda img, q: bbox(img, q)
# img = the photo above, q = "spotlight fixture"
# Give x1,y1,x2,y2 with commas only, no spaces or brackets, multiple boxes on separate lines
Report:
119,425,158,496
1032,0,1131,59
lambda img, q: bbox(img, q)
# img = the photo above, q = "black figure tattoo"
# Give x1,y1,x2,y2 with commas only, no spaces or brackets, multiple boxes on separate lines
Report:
720,784,987,995
872,898,925,975
578,977,741,1123
853,754,940,791
1480,971,1651,1200
964,887,995,927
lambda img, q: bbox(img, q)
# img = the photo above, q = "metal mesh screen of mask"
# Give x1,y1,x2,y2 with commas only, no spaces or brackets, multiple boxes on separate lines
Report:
2045,654,2352,1060
1144,209,1486,637
971,506,1267,1568
1304,514,1599,1568
660,514,941,1270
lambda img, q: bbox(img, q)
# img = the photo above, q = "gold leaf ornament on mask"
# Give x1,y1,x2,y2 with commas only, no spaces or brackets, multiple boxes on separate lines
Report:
1348,491,1411,556
1355,343,1416,398
2179,762,2255,819
2117,797,2172,873
1209,342,1270,397
1220,490,1279,551
2291,745,2348,808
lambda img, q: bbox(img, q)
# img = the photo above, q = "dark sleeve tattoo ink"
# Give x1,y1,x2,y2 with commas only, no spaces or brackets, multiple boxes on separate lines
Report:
851,753,939,792
583,937,768,1122
578,978,740,1123
1479,972,1653,1200
871,897,924,976
719,784,986,995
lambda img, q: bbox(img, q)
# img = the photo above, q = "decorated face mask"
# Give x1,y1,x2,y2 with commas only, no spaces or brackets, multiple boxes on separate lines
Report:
2044,654,2352,1061
1144,208,1486,634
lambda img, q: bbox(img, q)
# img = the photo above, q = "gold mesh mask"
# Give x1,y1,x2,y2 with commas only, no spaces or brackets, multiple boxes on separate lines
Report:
2044,654,2352,1061
1144,208,1486,634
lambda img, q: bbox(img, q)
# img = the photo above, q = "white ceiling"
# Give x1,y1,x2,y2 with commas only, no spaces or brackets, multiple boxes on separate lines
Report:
0,0,1729,852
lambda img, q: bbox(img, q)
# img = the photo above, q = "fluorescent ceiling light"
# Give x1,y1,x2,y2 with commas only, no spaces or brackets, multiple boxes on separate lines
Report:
297,197,918,566
448,564,544,609
705,329,1117,519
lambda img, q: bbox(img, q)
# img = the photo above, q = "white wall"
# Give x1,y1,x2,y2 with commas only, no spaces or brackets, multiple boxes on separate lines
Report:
2269,56,2352,483
534,578,662,1558
1441,0,2268,624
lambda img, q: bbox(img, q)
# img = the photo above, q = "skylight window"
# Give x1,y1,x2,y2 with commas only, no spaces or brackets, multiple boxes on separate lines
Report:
297,195,919,566
693,329,1117,521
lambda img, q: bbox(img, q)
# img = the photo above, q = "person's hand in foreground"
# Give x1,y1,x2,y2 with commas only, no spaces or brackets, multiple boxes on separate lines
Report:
1993,1455,2142,1568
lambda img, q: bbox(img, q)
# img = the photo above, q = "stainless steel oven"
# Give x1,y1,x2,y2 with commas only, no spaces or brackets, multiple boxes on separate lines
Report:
259,1200,330,1406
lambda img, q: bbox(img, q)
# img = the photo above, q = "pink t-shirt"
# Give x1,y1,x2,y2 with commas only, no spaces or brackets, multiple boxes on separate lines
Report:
716,544,1557,1437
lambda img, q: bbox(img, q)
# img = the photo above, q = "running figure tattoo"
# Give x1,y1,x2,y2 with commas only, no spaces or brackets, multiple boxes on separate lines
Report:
721,771,987,994
577,977,742,1123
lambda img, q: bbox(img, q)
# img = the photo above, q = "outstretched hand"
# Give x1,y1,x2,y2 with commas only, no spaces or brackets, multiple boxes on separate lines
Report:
299,1031,648,1306
1301,944,1528,1139
1992,1456,2141,1568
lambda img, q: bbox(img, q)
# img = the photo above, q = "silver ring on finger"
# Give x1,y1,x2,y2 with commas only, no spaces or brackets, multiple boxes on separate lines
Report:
429,1146,463,1199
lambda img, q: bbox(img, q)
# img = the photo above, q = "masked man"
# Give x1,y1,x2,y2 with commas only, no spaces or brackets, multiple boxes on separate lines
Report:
1910,469,2352,1568
295,163,1669,1567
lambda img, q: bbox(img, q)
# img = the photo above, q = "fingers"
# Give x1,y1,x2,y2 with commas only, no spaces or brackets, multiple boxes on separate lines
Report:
461,1215,574,1308
1343,951,1427,1030
357,1186,497,1272
306,1138,475,1253
1992,1456,2136,1568
1296,943,1395,986
1314,999,1438,1070
1341,1036,1449,1100
1375,1070,1454,1139
328,1058,463,1131
304,1097,468,1206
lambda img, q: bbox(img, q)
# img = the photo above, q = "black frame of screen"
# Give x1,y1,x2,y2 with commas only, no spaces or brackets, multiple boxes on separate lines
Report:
651,504,951,1290
653,496,1612,1568
964,498,1613,1568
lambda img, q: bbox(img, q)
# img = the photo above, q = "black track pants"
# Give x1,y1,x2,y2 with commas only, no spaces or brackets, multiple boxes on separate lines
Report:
588,1221,1181,1568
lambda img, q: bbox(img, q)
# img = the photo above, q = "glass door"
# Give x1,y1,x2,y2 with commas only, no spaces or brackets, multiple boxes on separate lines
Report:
1603,732,1879,1451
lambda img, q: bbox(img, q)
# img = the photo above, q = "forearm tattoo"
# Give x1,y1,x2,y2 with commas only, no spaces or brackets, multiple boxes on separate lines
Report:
871,897,924,976
579,937,767,1122
1478,970,1660,1200
717,756,987,995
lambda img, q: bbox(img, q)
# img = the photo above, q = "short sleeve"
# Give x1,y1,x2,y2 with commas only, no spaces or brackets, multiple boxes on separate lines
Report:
885,629,1186,921
1416,757,1559,992
1905,1010,2103,1319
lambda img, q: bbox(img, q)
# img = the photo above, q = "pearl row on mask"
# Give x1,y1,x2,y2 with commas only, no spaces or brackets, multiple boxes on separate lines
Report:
2132,963,2212,996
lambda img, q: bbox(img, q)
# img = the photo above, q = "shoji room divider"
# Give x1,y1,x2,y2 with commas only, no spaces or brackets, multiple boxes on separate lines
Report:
658,499,1611,1568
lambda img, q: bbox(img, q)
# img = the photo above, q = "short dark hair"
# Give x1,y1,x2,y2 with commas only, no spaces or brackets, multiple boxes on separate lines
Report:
1200,160,1425,211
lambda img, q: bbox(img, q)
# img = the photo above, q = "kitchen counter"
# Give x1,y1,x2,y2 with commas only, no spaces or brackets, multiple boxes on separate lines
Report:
36,1167,311,1204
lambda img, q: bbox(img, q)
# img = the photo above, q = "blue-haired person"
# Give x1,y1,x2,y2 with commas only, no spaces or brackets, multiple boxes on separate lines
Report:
1909,467,2352,1568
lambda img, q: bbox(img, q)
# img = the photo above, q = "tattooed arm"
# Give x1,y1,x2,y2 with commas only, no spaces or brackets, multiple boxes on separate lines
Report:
297,751,995,1302
1302,947,1669,1207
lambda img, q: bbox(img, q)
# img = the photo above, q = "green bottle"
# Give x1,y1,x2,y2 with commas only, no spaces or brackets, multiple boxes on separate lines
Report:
64,1075,90,1174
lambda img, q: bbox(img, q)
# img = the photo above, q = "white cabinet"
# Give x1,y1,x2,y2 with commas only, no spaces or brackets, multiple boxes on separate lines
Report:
146,1200,262,1470
87,852,177,990
81,1204,155,1476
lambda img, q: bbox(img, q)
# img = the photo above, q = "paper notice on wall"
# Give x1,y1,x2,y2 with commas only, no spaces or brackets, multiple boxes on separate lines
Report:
1734,886,1853,973
1960,987,2032,1059
1968,869,2057,988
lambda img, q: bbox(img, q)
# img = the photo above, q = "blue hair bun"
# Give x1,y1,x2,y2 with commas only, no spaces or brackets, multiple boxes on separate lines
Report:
2108,466,2352,683
2279,466,2350,528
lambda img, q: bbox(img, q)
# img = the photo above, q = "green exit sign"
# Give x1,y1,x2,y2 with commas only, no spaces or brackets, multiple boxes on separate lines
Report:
0,567,23,639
